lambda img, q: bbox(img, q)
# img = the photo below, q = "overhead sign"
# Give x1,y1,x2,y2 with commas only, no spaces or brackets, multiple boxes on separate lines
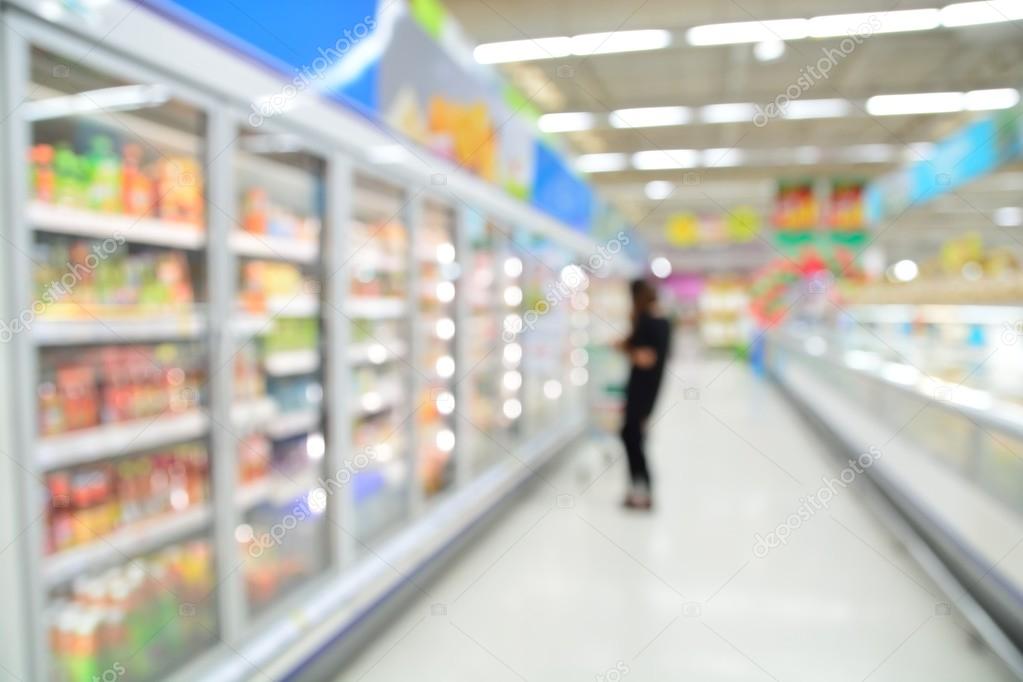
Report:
140,0,596,233
773,180,817,230
867,102,1023,223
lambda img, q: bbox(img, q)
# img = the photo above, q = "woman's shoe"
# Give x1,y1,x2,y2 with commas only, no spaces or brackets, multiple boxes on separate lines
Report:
623,494,653,510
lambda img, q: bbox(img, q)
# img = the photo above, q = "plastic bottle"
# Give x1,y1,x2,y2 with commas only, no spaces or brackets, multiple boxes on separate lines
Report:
122,143,153,217
85,136,123,213
30,144,56,203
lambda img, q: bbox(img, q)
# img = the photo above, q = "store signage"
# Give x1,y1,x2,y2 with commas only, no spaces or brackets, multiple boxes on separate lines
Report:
139,0,596,233
665,207,761,247
773,180,817,230
867,102,1023,224
827,179,866,231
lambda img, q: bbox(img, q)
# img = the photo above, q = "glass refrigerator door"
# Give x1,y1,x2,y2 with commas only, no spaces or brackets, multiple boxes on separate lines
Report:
27,47,218,681
348,175,411,542
416,201,458,497
230,129,331,616
463,217,500,477
520,245,586,434
463,217,525,477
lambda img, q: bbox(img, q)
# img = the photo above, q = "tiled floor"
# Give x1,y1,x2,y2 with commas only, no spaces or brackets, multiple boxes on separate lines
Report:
334,353,1014,681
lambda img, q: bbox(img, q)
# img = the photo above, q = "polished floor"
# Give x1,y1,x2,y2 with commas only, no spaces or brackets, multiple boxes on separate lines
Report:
335,350,1014,681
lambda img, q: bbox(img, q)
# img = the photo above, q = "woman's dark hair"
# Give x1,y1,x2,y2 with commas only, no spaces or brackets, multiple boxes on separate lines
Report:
630,278,657,317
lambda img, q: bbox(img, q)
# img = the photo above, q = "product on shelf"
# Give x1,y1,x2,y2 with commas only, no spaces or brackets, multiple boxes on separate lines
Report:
238,434,272,485
264,318,319,355
239,498,328,612
843,234,1023,305
234,344,266,401
33,236,196,318
266,376,322,414
29,135,204,226
348,220,407,298
699,277,753,350
48,540,216,682
240,187,320,242
38,343,206,437
238,261,314,315
45,443,209,554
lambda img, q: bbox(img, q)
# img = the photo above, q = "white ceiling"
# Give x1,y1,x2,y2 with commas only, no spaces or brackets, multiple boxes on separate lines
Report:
442,0,1023,261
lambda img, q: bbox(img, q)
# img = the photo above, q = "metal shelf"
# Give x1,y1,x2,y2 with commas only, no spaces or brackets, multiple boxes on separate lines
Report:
43,504,212,587
266,295,320,319
37,410,210,470
346,297,406,319
230,231,318,264
236,470,320,511
33,312,206,346
264,349,321,377
29,201,207,250
265,409,321,441
348,340,407,366
231,397,278,433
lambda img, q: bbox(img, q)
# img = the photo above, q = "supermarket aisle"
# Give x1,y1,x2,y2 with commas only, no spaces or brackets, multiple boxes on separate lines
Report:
334,355,1013,682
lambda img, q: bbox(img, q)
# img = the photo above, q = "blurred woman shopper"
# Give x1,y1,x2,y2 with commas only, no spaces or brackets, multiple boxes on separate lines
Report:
617,279,671,510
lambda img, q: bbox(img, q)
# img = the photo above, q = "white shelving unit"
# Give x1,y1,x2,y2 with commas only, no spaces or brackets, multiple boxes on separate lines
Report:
43,505,213,587
36,410,209,470
29,201,207,250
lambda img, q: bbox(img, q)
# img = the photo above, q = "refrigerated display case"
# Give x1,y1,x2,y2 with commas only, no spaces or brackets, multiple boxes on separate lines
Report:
0,6,611,680
767,302,1023,657
347,175,412,543
230,130,332,616
24,44,220,681
416,200,458,497
519,240,587,435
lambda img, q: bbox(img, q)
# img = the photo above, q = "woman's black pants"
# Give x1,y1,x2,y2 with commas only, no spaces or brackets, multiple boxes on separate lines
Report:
621,399,653,489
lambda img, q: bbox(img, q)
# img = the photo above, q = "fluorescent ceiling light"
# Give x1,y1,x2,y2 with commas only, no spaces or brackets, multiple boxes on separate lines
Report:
699,102,757,123
610,106,691,128
809,9,940,37
940,0,1023,27
645,181,675,200
782,98,851,119
632,149,700,170
994,206,1023,227
571,29,671,55
964,88,1020,111
473,37,572,64
753,39,786,61
538,112,595,133
686,19,808,45
23,84,170,122
702,148,745,167
839,144,897,163
576,153,628,173
866,91,964,116
793,146,823,164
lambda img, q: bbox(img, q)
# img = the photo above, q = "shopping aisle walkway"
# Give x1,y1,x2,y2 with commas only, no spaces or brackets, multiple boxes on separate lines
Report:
335,353,1014,681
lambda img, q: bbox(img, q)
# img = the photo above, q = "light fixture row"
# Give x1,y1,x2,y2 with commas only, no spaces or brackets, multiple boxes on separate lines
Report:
578,143,938,174
474,2,1022,63
540,88,1019,134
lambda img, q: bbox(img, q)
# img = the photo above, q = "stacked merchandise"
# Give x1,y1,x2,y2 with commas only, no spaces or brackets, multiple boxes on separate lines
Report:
699,278,752,350
48,541,216,682
45,443,208,554
38,343,206,437
28,136,204,226
240,186,321,244
33,237,196,318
